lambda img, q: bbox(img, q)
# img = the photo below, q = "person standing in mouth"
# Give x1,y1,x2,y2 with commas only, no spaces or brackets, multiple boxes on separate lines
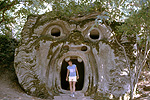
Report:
66,60,79,97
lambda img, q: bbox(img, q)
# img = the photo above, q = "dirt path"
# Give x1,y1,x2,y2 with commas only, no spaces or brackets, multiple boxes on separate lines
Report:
0,67,47,100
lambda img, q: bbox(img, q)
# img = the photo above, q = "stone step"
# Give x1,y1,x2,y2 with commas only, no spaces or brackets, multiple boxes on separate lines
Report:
54,95,92,99
53,93,93,100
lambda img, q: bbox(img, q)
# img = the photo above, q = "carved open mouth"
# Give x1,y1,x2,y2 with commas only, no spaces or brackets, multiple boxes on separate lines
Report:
44,41,92,94
60,56,84,91
14,13,131,99
56,50,90,93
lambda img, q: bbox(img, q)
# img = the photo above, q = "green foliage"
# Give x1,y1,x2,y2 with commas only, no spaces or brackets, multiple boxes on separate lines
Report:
0,0,49,38
51,1,104,17
0,34,18,68
117,1,150,51
0,0,148,39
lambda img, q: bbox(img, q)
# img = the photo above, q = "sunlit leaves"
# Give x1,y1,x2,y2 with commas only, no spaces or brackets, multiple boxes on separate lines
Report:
0,0,49,38
0,0,149,40
117,1,150,56
51,0,104,18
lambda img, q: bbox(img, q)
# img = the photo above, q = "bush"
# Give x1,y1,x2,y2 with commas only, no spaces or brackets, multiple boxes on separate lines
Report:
0,35,18,69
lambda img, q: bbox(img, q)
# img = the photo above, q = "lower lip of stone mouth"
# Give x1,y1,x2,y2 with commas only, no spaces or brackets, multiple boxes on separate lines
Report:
65,56,83,62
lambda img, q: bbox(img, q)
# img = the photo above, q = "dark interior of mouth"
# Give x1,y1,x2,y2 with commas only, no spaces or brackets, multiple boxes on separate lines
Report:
60,58,84,91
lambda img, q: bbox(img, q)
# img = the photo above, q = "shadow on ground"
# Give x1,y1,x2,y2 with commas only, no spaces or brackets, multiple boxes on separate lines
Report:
0,66,47,100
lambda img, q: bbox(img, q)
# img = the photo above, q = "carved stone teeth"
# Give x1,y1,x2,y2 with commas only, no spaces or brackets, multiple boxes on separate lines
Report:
65,57,70,62
77,57,82,62
65,56,83,62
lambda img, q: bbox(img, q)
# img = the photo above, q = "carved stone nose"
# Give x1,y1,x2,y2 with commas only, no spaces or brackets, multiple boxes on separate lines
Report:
66,45,88,52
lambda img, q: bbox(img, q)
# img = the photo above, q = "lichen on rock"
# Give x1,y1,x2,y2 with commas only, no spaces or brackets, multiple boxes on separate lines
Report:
14,11,132,99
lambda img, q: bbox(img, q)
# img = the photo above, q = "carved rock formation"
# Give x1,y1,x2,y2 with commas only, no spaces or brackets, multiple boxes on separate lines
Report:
14,12,130,99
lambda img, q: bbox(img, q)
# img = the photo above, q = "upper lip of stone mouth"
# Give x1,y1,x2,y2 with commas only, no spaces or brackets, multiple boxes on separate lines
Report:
64,56,83,62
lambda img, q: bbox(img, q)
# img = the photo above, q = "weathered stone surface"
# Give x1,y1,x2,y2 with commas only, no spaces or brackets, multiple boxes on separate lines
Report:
14,12,130,99
53,91,93,100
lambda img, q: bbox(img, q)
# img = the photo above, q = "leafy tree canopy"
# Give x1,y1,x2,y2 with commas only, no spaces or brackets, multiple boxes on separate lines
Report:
0,0,149,39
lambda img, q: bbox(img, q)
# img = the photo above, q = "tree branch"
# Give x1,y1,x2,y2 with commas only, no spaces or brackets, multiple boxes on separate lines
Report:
0,0,18,24
136,34,150,82
0,0,17,12
0,8,6,24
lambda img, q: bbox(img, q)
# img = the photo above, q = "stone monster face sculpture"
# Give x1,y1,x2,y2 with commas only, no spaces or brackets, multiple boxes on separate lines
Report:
14,13,130,98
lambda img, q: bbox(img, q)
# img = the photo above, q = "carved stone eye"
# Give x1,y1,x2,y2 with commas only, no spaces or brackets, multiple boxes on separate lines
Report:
48,25,63,38
81,46,87,51
51,27,61,37
89,29,100,39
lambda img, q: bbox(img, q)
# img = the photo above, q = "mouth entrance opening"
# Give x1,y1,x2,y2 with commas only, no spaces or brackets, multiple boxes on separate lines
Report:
60,58,84,91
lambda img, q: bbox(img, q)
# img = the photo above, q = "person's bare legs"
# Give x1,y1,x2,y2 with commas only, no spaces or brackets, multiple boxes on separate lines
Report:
73,81,76,93
69,81,73,94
